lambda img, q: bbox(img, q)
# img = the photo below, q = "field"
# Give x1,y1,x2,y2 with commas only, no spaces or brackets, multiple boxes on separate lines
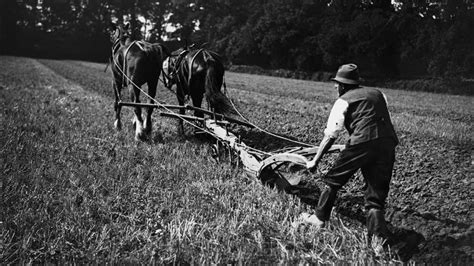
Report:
1,56,472,264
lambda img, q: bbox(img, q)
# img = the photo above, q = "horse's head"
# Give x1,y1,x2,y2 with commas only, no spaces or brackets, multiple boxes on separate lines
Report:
110,23,131,46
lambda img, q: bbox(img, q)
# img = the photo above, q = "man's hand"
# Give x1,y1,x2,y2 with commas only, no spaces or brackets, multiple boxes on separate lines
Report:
306,159,318,173
307,135,335,174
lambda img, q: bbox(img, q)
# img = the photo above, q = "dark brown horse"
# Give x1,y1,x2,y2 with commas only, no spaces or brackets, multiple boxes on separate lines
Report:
110,23,169,140
162,47,232,133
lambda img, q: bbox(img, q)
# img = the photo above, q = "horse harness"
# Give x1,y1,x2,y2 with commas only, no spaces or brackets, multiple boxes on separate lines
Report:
169,48,206,94
112,40,148,90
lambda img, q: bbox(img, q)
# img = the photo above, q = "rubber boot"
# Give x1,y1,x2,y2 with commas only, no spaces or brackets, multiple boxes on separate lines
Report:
367,208,391,244
315,185,338,221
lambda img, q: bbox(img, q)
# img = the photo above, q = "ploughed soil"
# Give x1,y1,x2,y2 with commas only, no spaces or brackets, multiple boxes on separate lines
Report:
226,75,473,264
4,57,473,263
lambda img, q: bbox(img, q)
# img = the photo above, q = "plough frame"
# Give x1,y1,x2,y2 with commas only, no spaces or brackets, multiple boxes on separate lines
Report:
118,100,345,183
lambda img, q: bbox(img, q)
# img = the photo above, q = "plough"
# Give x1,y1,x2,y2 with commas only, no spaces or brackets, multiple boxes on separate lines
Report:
204,118,345,186
109,34,344,185
118,100,345,186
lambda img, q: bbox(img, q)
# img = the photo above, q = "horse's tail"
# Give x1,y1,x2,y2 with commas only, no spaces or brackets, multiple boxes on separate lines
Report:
204,58,232,114
149,44,160,69
144,43,169,74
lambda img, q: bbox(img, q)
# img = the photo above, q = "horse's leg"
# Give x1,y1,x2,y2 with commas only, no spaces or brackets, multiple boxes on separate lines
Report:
177,86,186,135
130,83,145,141
190,77,206,132
192,77,205,118
192,94,205,132
144,78,158,135
113,80,123,130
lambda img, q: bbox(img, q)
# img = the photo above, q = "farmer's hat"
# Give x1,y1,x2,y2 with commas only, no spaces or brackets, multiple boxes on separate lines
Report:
332,63,360,85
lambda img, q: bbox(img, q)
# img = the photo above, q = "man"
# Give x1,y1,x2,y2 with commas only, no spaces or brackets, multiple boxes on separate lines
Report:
304,63,398,241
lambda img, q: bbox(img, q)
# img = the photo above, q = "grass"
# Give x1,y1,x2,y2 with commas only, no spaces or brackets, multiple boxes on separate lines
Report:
0,57,396,263
1,56,472,264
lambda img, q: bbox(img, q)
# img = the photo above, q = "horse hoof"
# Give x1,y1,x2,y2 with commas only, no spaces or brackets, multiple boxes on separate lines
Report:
114,120,122,131
143,127,152,135
135,131,148,141
178,125,185,135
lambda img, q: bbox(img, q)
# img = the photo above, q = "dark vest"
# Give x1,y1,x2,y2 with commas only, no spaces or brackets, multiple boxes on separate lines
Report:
340,87,398,146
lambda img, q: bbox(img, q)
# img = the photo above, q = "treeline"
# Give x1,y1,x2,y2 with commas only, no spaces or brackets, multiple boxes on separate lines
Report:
1,0,473,83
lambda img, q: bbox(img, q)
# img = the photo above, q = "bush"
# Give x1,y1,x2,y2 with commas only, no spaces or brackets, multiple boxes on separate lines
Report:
228,65,473,96
229,65,334,82
380,78,473,96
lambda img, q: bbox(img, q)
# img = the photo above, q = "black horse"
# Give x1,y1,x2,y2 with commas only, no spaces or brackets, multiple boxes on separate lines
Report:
162,47,232,133
110,23,169,140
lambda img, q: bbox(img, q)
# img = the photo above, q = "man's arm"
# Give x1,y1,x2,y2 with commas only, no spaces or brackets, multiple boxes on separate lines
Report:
307,135,335,171
307,98,348,171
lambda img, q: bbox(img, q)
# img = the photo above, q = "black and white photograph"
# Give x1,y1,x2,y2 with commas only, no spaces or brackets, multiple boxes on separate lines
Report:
1,0,472,264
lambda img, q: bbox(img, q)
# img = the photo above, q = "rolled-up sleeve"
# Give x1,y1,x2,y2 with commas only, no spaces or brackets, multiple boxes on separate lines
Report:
323,98,348,138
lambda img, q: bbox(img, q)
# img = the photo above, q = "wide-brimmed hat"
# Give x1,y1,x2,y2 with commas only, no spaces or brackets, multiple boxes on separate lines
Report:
332,63,360,85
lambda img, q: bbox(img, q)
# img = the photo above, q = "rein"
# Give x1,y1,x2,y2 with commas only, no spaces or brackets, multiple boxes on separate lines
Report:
110,39,145,101
163,48,204,90
187,48,204,86
161,50,191,103
104,38,123,73
109,43,216,135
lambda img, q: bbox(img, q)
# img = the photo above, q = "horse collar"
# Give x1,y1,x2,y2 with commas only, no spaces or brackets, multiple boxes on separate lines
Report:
134,41,145,51
174,50,189,70
177,50,189,61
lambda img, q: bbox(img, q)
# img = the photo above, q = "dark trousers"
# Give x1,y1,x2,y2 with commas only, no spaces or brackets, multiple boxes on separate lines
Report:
315,138,396,221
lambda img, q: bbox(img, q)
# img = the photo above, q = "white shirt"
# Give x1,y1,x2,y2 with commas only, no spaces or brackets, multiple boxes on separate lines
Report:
324,93,388,138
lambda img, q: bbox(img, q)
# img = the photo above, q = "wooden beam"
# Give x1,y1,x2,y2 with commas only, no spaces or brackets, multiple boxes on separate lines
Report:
185,105,254,128
205,119,261,177
118,101,185,110
118,102,253,128
160,112,204,122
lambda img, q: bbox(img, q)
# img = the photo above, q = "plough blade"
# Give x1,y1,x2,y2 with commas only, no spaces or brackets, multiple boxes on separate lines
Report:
256,153,309,190
204,119,342,190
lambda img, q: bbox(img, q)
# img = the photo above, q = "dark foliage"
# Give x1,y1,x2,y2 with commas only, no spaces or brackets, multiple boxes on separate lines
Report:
1,0,473,84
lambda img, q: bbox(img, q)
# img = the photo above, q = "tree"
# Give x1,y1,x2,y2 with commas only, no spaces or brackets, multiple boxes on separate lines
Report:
4,0,472,79
0,0,21,54
319,0,400,77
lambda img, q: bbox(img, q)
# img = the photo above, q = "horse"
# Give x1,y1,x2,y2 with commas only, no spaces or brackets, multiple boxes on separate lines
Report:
162,47,232,133
109,23,169,140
